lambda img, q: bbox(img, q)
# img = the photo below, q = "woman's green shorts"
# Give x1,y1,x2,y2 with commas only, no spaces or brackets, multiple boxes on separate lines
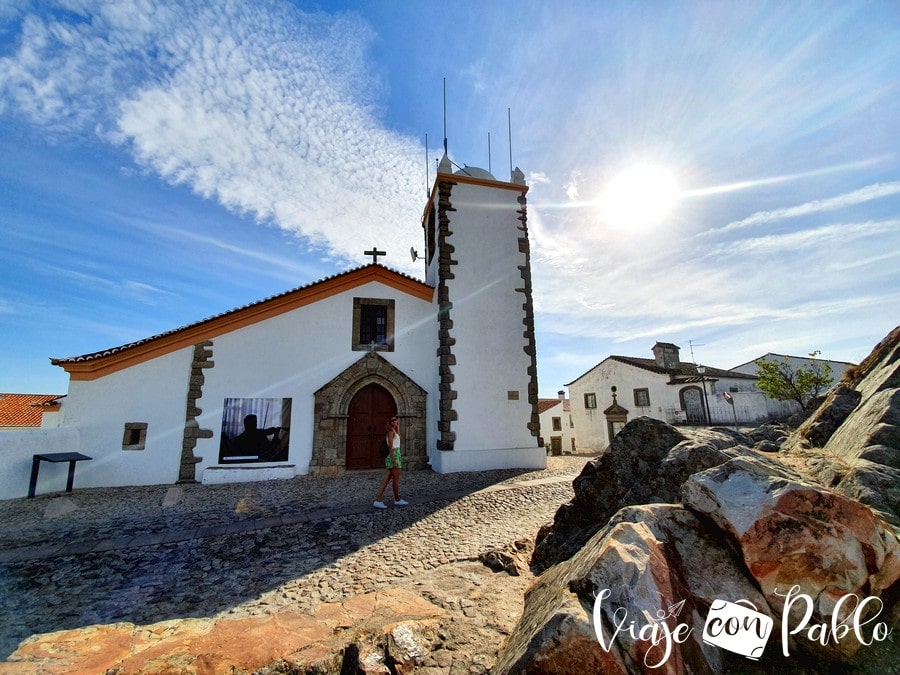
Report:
385,448,402,469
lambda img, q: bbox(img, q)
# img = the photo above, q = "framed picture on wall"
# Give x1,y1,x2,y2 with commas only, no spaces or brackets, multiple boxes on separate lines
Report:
219,397,292,464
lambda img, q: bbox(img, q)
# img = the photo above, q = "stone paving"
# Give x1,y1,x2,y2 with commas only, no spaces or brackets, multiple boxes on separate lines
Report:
0,455,592,662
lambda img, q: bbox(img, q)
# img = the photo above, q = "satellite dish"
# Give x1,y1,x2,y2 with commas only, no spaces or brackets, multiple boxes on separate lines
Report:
410,247,419,262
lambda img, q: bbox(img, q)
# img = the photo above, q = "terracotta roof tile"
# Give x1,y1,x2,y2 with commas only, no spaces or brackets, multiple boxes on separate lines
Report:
537,399,564,414
0,394,63,427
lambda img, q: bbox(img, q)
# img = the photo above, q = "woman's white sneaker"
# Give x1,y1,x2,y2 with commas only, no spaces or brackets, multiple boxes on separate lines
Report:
395,499,409,506
373,501,387,509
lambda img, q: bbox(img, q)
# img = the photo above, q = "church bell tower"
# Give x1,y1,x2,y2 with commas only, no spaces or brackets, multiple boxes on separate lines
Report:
422,154,545,473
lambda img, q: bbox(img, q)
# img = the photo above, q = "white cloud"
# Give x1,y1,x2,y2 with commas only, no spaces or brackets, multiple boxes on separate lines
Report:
705,218,900,258
703,181,900,237
0,1,426,273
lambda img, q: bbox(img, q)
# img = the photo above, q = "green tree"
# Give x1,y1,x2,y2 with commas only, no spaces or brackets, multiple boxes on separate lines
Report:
754,351,834,411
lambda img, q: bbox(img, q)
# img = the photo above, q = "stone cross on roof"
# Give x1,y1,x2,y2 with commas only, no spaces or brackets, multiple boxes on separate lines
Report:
364,247,386,264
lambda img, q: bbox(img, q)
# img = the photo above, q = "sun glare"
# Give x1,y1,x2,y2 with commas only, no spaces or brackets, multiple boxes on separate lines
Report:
600,163,680,230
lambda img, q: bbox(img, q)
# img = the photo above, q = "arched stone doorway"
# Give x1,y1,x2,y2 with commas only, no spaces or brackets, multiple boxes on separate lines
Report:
310,352,427,476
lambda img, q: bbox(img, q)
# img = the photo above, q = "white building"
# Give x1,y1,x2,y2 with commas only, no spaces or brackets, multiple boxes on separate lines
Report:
730,352,855,414
567,342,763,451
538,391,576,455
0,154,546,500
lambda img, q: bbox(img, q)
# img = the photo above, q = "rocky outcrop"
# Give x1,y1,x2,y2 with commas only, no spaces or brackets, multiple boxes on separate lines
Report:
503,327,900,673
784,325,900,526
793,384,862,448
479,538,533,576
498,461,899,673
531,420,795,572
8,588,445,673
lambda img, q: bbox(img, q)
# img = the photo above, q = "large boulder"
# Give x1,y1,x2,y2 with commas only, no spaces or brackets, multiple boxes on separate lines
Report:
498,464,900,673
531,418,795,572
793,384,862,448
682,458,900,660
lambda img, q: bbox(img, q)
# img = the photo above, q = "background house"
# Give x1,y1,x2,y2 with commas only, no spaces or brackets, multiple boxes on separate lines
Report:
537,391,576,455
567,342,764,451
0,394,63,432
730,352,856,416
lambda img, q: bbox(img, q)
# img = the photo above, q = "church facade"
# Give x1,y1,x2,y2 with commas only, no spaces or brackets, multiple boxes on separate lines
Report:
0,157,545,498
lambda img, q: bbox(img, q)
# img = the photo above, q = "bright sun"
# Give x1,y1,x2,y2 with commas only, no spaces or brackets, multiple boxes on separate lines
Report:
600,163,680,230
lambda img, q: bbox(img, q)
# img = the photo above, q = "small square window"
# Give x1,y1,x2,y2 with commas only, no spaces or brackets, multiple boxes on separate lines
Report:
123,422,148,451
507,390,520,400
584,393,597,409
633,388,650,407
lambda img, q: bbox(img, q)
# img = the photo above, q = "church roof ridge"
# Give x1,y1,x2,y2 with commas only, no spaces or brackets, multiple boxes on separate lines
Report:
52,263,433,368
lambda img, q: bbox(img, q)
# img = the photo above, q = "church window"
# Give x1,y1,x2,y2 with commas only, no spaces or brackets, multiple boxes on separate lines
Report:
361,304,387,344
584,393,597,409
352,298,395,351
633,388,651,407
122,422,147,450
427,209,436,264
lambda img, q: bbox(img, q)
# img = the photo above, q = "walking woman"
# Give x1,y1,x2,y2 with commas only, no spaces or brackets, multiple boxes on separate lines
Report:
374,415,408,509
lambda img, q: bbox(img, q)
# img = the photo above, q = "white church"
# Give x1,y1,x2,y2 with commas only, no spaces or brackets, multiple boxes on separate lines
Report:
0,153,546,499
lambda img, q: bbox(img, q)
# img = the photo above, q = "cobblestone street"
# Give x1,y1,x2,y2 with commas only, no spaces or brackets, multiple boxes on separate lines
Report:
0,456,590,666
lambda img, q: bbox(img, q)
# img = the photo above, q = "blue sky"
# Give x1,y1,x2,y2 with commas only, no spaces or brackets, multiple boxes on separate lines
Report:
1,0,898,398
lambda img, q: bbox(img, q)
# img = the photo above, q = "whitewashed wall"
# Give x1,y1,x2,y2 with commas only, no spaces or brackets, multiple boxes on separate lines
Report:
568,359,673,451
0,347,191,499
59,348,194,487
442,181,536,454
0,427,82,499
191,281,436,476
569,360,776,451
731,354,852,386
704,376,771,425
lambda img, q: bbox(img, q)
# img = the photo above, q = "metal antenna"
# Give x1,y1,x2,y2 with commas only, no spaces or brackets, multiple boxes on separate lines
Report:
689,340,705,363
507,108,513,177
442,78,448,155
425,132,429,197
488,132,492,174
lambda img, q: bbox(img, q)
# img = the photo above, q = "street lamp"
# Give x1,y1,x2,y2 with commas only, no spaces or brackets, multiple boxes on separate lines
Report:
696,365,711,426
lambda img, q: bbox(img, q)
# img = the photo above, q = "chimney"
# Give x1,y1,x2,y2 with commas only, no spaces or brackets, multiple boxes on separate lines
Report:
558,390,565,401
652,342,681,371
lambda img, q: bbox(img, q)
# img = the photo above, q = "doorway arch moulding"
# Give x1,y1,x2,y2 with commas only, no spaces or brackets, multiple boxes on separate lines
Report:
310,351,428,476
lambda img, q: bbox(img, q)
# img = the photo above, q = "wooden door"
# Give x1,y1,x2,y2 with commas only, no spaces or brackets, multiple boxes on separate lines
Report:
346,384,396,469
550,437,562,456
